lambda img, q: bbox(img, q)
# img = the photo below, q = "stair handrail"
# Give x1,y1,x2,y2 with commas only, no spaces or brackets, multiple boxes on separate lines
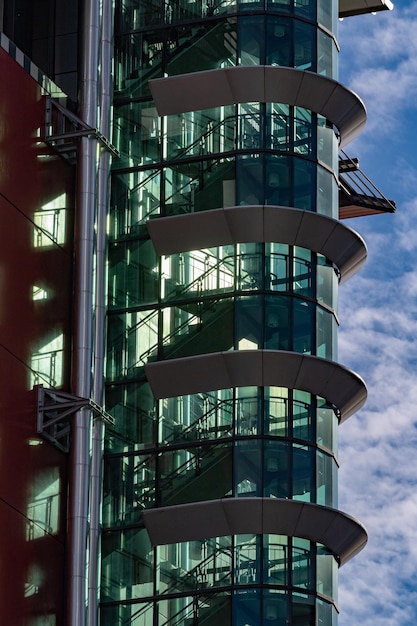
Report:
133,439,230,510
164,253,235,302
164,397,233,445
158,543,233,602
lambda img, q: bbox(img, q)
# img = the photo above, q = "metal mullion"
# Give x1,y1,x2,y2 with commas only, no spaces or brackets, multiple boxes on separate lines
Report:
313,253,318,357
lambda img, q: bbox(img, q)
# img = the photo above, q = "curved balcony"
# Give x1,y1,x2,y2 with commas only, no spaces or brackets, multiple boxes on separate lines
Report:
145,350,367,422
143,497,367,565
150,66,366,147
147,205,367,283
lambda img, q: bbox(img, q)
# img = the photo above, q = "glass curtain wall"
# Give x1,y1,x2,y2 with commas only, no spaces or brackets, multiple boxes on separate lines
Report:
104,0,341,623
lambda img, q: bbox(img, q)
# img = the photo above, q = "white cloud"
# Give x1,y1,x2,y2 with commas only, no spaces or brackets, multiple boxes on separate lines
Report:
337,187,417,624
320,4,417,623
339,2,417,139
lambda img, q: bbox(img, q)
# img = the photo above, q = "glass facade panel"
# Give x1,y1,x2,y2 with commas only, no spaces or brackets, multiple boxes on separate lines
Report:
165,158,236,215
100,532,338,620
159,442,233,505
317,547,336,599
103,454,156,527
293,390,313,442
317,256,338,312
317,116,338,169
160,390,234,444
109,238,159,309
317,165,339,218
317,402,338,455
317,28,338,78
116,0,341,31
238,103,262,149
264,440,290,498
316,450,338,507
101,528,154,602
115,102,161,168
110,170,161,237
166,108,235,161
317,306,337,360
236,387,261,435
106,382,158,452
105,0,347,622
156,539,233,594
101,601,153,626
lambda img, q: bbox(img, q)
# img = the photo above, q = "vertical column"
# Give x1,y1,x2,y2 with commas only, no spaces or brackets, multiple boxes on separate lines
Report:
67,0,99,624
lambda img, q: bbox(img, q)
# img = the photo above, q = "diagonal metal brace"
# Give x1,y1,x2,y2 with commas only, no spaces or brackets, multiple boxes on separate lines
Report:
36,385,114,452
43,96,120,164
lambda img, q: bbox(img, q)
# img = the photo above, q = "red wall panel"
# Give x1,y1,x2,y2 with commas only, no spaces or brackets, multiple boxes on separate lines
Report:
0,48,74,624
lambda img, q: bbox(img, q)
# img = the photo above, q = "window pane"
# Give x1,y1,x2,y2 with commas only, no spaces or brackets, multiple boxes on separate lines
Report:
109,239,159,309
266,17,291,67
316,451,337,507
167,21,237,76
317,118,337,170
293,390,313,442
238,244,264,290
159,443,233,505
265,296,290,351
114,32,163,99
317,403,338,454
166,108,235,160
265,440,290,498
166,159,236,215
236,388,261,435
115,102,161,168
293,300,314,354
235,536,261,584
293,158,315,212
317,547,338,602
110,170,161,237
317,258,337,310
265,537,289,586
292,539,314,589
101,529,154,601
235,440,262,497
239,16,264,65
293,445,314,502
160,390,234,444
317,166,338,218
317,30,337,78
294,21,315,71
105,382,157,452
266,387,289,436
238,103,262,150
316,307,336,359
269,103,290,151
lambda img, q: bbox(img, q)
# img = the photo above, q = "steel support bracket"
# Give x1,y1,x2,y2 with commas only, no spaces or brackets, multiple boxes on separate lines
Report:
43,96,120,164
36,384,114,452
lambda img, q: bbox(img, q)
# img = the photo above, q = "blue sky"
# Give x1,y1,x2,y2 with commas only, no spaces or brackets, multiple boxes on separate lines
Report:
337,2,417,623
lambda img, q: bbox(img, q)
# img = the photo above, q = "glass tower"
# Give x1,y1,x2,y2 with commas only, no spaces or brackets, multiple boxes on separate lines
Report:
102,0,372,624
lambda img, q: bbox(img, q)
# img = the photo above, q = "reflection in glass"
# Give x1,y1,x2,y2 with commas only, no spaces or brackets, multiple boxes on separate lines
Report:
109,238,159,309
30,332,64,388
101,528,154,602
26,467,60,540
110,169,161,238
115,102,161,168
166,107,235,161
33,193,67,247
105,382,157,452
32,285,49,301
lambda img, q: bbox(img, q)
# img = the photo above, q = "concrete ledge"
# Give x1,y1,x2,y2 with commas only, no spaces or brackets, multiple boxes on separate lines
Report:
339,0,393,18
147,205,367,283
143,497,368,566
145,350,367,422
150,66,366,147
